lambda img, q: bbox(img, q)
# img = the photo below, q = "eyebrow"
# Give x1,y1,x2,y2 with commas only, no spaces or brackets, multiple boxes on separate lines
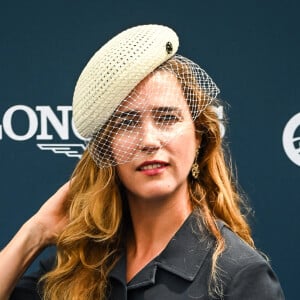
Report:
114,106,182,118
113,110,140,119
152,106,182,113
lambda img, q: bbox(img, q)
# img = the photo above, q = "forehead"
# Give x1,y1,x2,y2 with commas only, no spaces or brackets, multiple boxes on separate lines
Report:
117,70,188,111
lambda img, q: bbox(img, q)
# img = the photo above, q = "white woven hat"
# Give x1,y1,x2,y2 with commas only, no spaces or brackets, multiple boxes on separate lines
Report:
73,24,179,138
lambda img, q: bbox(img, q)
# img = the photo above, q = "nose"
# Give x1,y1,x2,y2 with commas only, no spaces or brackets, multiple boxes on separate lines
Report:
139,118,161,153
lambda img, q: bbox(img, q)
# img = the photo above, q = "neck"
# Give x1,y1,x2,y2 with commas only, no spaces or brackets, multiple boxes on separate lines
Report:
126,188,192,259
124,185,192,282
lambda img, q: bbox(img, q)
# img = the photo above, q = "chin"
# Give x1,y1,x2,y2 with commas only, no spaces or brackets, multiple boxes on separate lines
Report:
135,185,180,201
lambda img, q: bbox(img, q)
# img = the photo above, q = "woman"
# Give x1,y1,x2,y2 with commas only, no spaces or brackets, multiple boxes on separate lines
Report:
0,24,284,299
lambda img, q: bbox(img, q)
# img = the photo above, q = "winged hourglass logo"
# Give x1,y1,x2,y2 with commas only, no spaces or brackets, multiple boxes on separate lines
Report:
37,144,86,158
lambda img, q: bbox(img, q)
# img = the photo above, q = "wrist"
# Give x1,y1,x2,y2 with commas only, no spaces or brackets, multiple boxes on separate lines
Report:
23,217,54,249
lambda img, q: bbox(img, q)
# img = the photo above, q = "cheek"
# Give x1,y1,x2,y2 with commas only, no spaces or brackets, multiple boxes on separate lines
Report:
174,130,198,166
177,125,198,148
112,134,139,164
116,164,132,191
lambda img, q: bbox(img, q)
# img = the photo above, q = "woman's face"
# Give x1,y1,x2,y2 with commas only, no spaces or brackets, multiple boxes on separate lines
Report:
112,71,200,201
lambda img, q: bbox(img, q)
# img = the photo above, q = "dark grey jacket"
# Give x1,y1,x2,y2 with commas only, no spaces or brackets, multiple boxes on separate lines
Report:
11,213,285,299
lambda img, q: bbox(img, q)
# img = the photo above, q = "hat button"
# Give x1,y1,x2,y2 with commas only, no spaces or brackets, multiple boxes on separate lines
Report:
166,42,173,54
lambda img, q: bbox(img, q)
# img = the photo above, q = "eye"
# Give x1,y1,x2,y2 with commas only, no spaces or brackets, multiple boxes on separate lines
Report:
155,113,180,124
120,118,138,127
113,113,140,130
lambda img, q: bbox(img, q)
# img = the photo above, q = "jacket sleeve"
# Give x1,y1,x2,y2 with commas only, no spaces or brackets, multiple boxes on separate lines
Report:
9,255,55,300
224,260,285,300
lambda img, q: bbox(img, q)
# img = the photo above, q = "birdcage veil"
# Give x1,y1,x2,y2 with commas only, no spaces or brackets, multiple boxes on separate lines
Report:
72,25,220,168
87,54,219,167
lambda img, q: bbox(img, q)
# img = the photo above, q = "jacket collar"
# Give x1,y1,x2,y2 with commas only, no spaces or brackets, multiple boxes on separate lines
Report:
109,212,222,289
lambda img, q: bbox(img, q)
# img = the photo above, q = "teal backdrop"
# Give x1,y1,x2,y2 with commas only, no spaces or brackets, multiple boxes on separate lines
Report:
0,1,299,298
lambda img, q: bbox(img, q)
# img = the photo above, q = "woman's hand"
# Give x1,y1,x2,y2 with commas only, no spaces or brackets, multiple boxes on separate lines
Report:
30,181,71,245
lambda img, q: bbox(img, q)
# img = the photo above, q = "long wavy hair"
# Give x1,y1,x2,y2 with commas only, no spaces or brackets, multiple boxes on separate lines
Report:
41,57,254,299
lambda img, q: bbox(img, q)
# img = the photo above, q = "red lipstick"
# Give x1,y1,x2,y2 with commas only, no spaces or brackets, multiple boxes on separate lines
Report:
137,160,168,175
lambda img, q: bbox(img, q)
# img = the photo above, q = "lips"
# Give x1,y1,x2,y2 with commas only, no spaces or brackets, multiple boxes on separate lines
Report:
140,163,165,170
137,161,168,171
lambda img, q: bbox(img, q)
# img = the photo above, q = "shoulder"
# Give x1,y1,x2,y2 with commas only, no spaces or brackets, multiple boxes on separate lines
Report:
216,222,285,299
218,221,267,271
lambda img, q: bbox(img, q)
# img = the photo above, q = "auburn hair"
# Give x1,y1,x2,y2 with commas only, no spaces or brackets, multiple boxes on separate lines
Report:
41,57,254,299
